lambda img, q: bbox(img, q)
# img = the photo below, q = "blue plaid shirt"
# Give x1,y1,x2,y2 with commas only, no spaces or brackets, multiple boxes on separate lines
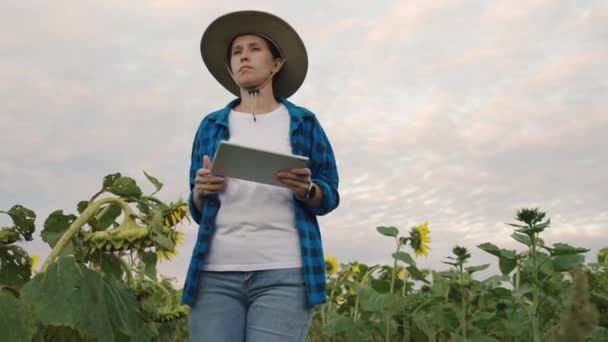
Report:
181,97,340,308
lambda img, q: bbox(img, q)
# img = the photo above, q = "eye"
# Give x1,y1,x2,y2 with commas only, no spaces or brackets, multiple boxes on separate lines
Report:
232,50,241,56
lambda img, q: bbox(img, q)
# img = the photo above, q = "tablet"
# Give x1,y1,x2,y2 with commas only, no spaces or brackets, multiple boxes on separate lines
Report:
210,140,310,187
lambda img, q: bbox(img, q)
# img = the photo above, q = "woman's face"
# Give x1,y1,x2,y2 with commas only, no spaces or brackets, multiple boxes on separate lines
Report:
229,34,281,89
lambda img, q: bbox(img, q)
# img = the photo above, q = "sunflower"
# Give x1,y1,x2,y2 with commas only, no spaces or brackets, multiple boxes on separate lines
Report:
350,262,361,274
157,230,184,262
30,254,39,273
410,221,431,257
325,255,338,275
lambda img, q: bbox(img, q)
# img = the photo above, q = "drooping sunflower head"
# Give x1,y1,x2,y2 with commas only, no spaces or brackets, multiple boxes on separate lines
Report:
325,255,338,275
157,230,185,262
409,221,431,257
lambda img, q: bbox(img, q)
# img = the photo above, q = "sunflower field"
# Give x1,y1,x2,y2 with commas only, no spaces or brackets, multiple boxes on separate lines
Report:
2,172,607,341
307,209,608,342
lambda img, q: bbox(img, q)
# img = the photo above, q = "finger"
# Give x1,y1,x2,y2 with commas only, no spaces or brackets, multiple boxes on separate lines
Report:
202,183,225,192
197,168,211,178
276,172,309,182
278,177,308,190
196,176,225,184
290,168,311,176
203,155,211,170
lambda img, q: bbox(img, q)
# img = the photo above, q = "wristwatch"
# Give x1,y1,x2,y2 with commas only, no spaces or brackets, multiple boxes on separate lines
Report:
304,182,316,199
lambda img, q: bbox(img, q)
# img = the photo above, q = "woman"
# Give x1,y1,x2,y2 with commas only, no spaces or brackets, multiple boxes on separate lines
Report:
182,10,340,342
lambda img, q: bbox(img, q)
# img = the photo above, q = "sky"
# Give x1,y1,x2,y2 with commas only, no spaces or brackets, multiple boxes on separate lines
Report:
2,0,607,284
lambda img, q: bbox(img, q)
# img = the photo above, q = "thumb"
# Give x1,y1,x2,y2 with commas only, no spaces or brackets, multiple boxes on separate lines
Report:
203,155,211,170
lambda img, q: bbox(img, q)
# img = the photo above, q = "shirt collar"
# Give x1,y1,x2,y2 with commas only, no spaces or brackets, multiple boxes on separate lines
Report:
212,97,312,127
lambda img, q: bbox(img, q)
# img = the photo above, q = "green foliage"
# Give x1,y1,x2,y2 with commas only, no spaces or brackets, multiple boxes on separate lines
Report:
1,172,189,341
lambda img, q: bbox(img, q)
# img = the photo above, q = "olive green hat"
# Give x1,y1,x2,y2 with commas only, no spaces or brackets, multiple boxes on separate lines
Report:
200,10,308,98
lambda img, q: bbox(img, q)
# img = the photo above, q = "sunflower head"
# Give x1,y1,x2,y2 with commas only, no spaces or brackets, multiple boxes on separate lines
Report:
452,246,471,263
325,255,338,275
409,221,431,257
163,202,190,228
515,207,546,226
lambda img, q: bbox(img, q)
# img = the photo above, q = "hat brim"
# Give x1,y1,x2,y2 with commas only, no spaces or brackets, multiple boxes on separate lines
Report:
201,11,307,98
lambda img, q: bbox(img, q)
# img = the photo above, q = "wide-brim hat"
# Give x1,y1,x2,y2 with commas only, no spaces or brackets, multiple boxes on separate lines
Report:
200,10,308,98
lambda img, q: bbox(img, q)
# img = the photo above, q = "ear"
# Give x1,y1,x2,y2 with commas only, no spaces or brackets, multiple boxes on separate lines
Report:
273,58,285,74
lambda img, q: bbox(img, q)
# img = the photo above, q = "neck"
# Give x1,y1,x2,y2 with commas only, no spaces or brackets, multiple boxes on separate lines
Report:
236,83,280,114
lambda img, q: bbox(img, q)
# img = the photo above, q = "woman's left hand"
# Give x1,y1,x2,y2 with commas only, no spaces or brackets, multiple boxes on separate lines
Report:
275,168,312,199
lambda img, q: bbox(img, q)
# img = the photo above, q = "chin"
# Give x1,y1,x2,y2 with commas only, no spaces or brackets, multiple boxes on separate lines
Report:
237,77,263,89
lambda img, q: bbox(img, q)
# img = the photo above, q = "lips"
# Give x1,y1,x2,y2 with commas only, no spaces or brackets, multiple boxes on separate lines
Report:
239,66,253,72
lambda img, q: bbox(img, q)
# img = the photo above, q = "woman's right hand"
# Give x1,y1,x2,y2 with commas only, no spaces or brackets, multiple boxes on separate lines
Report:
194,155,226,198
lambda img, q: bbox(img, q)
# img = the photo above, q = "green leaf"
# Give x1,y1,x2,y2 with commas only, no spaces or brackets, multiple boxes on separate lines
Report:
358,286,386,313
140,252,158,281
376,226,399,238
439,270,459,280
548,254,585,272
545,243,589,256
0,228,20,244
98,253,125,281
104,277,145,341
406,265,429,283
143,170,163,193
392,251,415,265
0,293,37,342
477,242,502,257
31,325,86,342
108,177,143,199
103,173,122,191
2,205,36,241
77,201,89,214
511,233,531,247
149,231,174,251
0,245,32,289
470,311,496,323
498,256,518,275
371,279,390,294
20,256,143,341
465,264,490,275
41,210,77,253
97,204,123,230
324,315,358,341
489,287,512,299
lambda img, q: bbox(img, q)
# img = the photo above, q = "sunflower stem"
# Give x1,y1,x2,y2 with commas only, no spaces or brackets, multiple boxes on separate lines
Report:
41,197,132,272
386,238,401,342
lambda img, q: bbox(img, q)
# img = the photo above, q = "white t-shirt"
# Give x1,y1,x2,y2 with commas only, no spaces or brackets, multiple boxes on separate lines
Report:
202,103,302,271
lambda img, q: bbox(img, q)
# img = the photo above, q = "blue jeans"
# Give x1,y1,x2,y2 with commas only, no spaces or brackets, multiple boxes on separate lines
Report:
188,267,314,342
